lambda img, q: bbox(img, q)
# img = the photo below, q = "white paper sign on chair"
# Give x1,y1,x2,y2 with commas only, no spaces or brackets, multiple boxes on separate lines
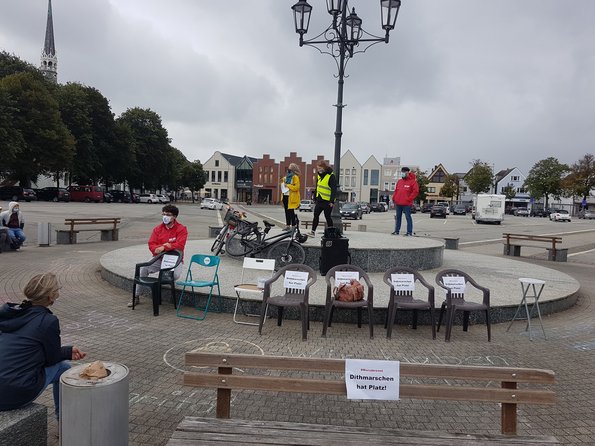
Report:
335,271,359,286
442,276,466,294
161,254,178,269
283,270,309,290
391,273,415,291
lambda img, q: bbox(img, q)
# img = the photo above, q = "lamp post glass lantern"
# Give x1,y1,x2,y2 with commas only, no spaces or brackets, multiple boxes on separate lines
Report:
291,0,401,232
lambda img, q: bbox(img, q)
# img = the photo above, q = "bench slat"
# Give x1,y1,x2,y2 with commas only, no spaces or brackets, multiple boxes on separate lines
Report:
184,353,555,383
167,417,560,445
184,374,555,405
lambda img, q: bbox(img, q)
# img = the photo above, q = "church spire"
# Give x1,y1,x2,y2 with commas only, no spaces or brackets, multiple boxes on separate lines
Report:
40,0,57,83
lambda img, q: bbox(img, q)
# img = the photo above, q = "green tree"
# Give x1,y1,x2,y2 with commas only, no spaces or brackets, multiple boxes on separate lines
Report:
440,174,459,202
181,160,206,203
562,153,595,202
414,169,429,203
0,51,47,83
165,147,190,193
116,107,170,191
502,183,517,200
525,157,569,207
0,72,74,186
465,160,493,194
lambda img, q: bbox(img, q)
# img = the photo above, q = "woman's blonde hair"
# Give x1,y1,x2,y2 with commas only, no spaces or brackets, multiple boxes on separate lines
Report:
288,163,301,175
24,273,59,304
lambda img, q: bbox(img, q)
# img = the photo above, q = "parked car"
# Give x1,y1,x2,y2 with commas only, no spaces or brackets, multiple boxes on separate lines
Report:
530,207,548,217
200,197,223,210
549,209,571,222
36,187,70,202
578,209,595,219
157,194,170,204
340,202,363,220
103,192,113,203
370,202,386,212
109,190,132,203
513,208,529,217
131,193,140,203
409,204,417,214
299,199,313,212
436,201,450,215
430,205,447,218
138,193,160,204
358,202,371,214
67,185,105,203
0,186,37,202
452,204,467,215
421,203,433,213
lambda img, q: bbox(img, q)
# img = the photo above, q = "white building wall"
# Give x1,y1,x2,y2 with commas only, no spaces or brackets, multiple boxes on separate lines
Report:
201,151,235,199
339,150,362,202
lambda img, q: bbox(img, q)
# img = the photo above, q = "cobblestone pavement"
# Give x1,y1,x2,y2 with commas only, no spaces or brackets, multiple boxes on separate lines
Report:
1,205,594,445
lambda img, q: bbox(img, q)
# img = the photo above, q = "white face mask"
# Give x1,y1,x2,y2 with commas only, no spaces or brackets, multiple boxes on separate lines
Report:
162,215,173,225
400,172,408,178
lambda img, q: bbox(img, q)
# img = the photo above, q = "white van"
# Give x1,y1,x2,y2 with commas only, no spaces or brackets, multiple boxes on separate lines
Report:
473,194,505,224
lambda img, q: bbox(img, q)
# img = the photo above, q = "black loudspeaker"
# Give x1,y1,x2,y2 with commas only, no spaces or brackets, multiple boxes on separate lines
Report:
320,236,350,275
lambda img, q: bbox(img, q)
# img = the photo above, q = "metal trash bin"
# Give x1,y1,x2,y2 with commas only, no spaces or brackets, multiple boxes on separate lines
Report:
60,362,129,446
37,222,51,247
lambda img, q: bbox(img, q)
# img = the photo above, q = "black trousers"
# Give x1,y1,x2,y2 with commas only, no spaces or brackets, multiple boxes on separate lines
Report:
283,195,297,226
312,200,333,231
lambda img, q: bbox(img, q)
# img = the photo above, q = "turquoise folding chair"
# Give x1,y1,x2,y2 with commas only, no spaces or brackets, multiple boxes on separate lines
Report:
176,254,222,320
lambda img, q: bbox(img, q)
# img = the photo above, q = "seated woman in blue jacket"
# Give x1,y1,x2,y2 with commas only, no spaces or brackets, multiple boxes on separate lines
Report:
0,273,86,418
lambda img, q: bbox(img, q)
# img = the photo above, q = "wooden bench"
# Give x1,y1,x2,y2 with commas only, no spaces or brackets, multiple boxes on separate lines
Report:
169,352,558,445
301,221,351,231
502,233,566,262
57,217,121,244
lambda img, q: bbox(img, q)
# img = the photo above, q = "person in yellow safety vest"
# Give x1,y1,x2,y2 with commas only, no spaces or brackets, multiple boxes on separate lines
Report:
309,160,336,237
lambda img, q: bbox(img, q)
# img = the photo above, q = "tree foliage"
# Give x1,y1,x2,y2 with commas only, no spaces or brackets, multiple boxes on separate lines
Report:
0,72,74,186
562,153,595,200
414,169,429,202
440,174,459,201
524,157,569,207
502,183,517,200
116,108,171,191
182,160,206,202
465,160,493,194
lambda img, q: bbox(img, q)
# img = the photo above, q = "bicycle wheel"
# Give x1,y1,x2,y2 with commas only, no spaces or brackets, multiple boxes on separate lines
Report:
225,231,258,257
267,241,306,269
211,225,228,254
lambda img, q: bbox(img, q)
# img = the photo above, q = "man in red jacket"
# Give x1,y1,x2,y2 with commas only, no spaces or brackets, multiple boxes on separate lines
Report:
391,167,419,236
128,204,188,307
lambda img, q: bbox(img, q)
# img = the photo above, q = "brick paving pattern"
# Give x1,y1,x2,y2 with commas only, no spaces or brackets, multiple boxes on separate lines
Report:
1,224,594,445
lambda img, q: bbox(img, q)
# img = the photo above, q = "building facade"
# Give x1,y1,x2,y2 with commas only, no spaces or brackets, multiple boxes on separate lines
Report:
338,150,362,202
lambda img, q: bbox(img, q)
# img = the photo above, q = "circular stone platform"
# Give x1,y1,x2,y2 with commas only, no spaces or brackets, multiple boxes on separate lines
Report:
100,236,579,325
299,231,443,272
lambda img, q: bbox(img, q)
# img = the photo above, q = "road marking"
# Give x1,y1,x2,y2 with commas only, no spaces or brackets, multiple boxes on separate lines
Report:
216,209,223,226
568,248,595,257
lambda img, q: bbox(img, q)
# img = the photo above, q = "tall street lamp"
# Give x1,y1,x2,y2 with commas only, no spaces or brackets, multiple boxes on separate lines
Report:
291,0,402,230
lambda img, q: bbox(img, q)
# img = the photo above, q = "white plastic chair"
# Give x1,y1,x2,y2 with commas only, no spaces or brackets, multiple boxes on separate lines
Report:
233,258,276,325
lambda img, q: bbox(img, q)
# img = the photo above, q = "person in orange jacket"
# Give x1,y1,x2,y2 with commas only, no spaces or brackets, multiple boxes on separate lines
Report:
391,167,419,236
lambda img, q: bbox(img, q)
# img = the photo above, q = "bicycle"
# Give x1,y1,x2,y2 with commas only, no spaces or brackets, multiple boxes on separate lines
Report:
210,206,252,256
225,217,307,269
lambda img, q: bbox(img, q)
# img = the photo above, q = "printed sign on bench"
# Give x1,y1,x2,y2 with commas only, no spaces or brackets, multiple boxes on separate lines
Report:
345,358,400,401
442,276,466,294
283,270,309,290
391,273,415,291
161,254,178,270
335,271,359,286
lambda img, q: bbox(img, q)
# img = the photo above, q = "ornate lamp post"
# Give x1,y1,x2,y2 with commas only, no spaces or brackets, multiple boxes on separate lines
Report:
291,0,401,229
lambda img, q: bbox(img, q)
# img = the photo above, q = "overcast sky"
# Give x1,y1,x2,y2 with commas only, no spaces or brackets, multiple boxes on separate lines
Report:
1,1,594,175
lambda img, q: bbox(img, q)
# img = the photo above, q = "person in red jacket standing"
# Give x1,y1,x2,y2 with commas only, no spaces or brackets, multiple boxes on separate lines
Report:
128,204,188,307
391,167,419,236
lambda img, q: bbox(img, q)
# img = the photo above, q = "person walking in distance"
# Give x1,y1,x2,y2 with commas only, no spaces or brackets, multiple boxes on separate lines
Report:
309,160,336,237
280,163,301,231
392,167,419,236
